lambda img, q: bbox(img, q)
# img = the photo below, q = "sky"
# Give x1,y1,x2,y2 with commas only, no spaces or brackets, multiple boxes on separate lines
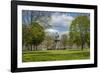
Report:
22,10,90,36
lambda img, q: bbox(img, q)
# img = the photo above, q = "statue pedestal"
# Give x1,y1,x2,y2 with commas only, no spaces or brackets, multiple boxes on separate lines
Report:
54,40,60,50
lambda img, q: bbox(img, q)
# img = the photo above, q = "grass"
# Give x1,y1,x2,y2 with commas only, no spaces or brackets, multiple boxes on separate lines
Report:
22,49,90,62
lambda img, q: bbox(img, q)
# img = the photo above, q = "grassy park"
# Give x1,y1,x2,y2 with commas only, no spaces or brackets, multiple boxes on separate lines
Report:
22,49,90,62
22,10,90,62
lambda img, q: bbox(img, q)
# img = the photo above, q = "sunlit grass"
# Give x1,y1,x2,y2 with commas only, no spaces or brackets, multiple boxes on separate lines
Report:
22,49,90,62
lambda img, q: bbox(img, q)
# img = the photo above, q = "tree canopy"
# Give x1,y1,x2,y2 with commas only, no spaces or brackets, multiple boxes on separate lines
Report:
69,16,90,50
30,22,45,47
22,22,45,50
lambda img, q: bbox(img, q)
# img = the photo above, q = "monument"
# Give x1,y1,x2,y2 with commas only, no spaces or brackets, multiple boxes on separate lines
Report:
54,32,61,50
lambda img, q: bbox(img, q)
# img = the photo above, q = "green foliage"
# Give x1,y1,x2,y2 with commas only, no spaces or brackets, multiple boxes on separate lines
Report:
45,35,53,49
61,34,68,49
22,22,45,50
69,16,90,50
22,24,32,45
30,22,45,46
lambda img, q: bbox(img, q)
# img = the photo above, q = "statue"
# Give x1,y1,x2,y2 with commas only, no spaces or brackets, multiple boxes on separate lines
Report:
54,32,60,50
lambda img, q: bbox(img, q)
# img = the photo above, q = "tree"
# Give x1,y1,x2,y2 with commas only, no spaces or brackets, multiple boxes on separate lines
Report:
30,22,45,50
22,24,32,50
22,22,45,51
22,24,34,51
22,24,26,50
69,16,90,50
23,10,52,28
61,34,68,49
45,35,53,50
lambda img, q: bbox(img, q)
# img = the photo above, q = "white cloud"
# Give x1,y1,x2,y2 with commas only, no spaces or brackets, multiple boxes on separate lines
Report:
45,28,60,39
60,31,69,35
45,29,59,33
50,13,74,29
45,13,74,39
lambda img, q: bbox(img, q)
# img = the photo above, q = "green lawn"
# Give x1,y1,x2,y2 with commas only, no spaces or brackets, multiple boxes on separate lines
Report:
22,49,90,62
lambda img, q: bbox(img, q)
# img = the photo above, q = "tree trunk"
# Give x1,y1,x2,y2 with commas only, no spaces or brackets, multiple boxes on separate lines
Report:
81,42,84,50
81,37,84,50
30,45,32,51
33,45,35,51
36,45,38,50
28,45,30,51
34,45,36,51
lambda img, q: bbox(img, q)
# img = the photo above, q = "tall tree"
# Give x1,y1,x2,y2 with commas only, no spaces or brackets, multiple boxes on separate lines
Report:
69,16,90,50
30,22,45,50
23,10,52,28
61,34,68,49
22,22,45,51
22,24,34,51
45,35,53,50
